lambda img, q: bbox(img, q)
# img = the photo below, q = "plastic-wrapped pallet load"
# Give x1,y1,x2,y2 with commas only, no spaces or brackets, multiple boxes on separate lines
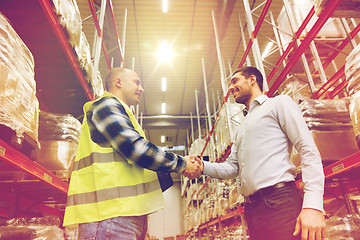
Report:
75,31,104,98
0,13,40,156
346,43,360,149
37,111,81,172
214,102,244,160
314,0,360,18
0,216,65,240
51,0,82,49
277,0,346,48
278,75,313,103
51,0,104,98
291,98,358,166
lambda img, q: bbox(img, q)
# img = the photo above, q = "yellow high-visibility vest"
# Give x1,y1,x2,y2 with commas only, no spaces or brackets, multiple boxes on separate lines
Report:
63,92,165,228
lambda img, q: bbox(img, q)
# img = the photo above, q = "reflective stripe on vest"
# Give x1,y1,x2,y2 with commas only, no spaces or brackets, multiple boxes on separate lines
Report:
67,179,160,206
73,151,126,170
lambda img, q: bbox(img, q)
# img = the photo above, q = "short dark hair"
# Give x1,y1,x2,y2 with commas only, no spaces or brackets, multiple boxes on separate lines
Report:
232,66,263,91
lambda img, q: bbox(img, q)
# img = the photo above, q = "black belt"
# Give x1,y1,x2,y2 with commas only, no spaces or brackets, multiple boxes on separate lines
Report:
244,181,295,203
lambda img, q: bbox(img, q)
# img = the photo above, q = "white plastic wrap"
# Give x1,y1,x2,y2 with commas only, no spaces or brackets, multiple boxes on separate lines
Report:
214,102,244,160
0,13,39,148
299,98,352,131
277,0,346,46
346,43,360,96
314,0,360,18
0,216,65,240
189,138,209,157
278,75,313,103
52,0,82,48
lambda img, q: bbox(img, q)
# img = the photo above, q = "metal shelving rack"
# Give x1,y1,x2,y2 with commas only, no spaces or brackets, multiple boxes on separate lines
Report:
0,0,125,219
184,0,360,238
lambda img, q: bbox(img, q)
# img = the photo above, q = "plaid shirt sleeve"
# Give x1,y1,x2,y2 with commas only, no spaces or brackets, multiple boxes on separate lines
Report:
89,96,186,174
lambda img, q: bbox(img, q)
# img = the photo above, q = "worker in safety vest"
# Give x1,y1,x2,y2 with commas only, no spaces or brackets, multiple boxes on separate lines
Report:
63,67,201,239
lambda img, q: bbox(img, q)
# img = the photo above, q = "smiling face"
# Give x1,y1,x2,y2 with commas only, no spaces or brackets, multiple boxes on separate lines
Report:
119,70,144,106
229,72,253,107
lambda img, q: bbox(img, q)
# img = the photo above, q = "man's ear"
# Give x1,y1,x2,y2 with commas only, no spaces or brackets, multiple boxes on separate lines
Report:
114,77,122,88
249,75,257,86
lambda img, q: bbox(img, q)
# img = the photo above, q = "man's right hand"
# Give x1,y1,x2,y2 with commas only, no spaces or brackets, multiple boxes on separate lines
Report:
182,156,203,179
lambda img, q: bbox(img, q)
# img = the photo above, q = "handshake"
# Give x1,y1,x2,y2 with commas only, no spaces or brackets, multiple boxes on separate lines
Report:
182,156,204,179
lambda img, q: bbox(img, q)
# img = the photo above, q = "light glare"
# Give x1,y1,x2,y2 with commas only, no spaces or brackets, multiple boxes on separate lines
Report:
158,40,173,63
162,0,168,13
161,135,165,143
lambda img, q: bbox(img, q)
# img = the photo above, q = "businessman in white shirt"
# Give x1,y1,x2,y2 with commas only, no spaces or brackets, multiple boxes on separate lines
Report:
194,66,326,240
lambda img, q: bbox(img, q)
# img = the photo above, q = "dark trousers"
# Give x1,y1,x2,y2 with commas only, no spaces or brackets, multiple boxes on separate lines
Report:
244,183,303,240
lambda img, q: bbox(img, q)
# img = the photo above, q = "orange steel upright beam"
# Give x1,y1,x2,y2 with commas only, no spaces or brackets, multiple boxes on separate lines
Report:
38,0,94,101
267,0,343,97
238,0,272,68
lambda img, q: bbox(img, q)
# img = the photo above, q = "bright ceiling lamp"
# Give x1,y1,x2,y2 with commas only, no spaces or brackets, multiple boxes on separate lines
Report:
161,102,166,114
162,77,166,91
158,40,174,63
161,135,165,143
261,42,273,59
162,0,168,13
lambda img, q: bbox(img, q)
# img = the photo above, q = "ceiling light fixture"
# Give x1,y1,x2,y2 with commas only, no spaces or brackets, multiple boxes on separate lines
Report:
158,40,173,63
162,77,166,91
161,102,166,114
161,135,165,143
162,0,168,13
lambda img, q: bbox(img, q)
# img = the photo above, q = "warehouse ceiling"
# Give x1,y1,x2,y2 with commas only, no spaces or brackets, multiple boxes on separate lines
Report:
1,0,357,153
76,0,287,150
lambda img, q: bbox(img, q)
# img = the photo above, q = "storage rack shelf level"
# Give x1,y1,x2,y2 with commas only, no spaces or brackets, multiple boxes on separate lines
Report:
0,139,68,218
0,0,94,218
38,0,94,102
187,207,244,236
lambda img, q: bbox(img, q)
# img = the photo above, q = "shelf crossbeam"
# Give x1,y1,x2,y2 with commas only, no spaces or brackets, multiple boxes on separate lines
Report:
314,65,345,99
267,0,343,96
0,139,68,194
296,151,360,189
323,151,360,180
38,0,94,101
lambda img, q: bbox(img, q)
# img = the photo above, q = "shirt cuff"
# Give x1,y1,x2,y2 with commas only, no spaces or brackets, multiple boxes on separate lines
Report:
302,191,324,212
174,156,186,174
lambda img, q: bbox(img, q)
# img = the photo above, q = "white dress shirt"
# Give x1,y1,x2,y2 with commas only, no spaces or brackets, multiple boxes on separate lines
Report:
203,95,325,211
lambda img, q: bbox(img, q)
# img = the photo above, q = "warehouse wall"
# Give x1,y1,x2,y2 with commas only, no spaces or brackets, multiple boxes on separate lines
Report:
148,181,184,239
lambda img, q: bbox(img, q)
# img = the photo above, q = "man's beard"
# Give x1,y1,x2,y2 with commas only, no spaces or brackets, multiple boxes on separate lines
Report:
235,91,251,105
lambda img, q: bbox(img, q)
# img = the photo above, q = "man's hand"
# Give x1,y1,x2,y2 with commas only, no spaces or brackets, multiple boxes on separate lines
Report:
182,156,203,179
293,208,327,240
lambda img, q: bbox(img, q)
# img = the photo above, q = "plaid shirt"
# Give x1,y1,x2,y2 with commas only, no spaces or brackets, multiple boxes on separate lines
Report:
87,95,186,174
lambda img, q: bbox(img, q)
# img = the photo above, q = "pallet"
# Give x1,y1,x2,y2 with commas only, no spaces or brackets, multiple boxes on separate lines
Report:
0,124,39,160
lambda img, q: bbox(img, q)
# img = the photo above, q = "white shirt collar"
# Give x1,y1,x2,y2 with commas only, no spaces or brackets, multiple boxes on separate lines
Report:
249,94,268,111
